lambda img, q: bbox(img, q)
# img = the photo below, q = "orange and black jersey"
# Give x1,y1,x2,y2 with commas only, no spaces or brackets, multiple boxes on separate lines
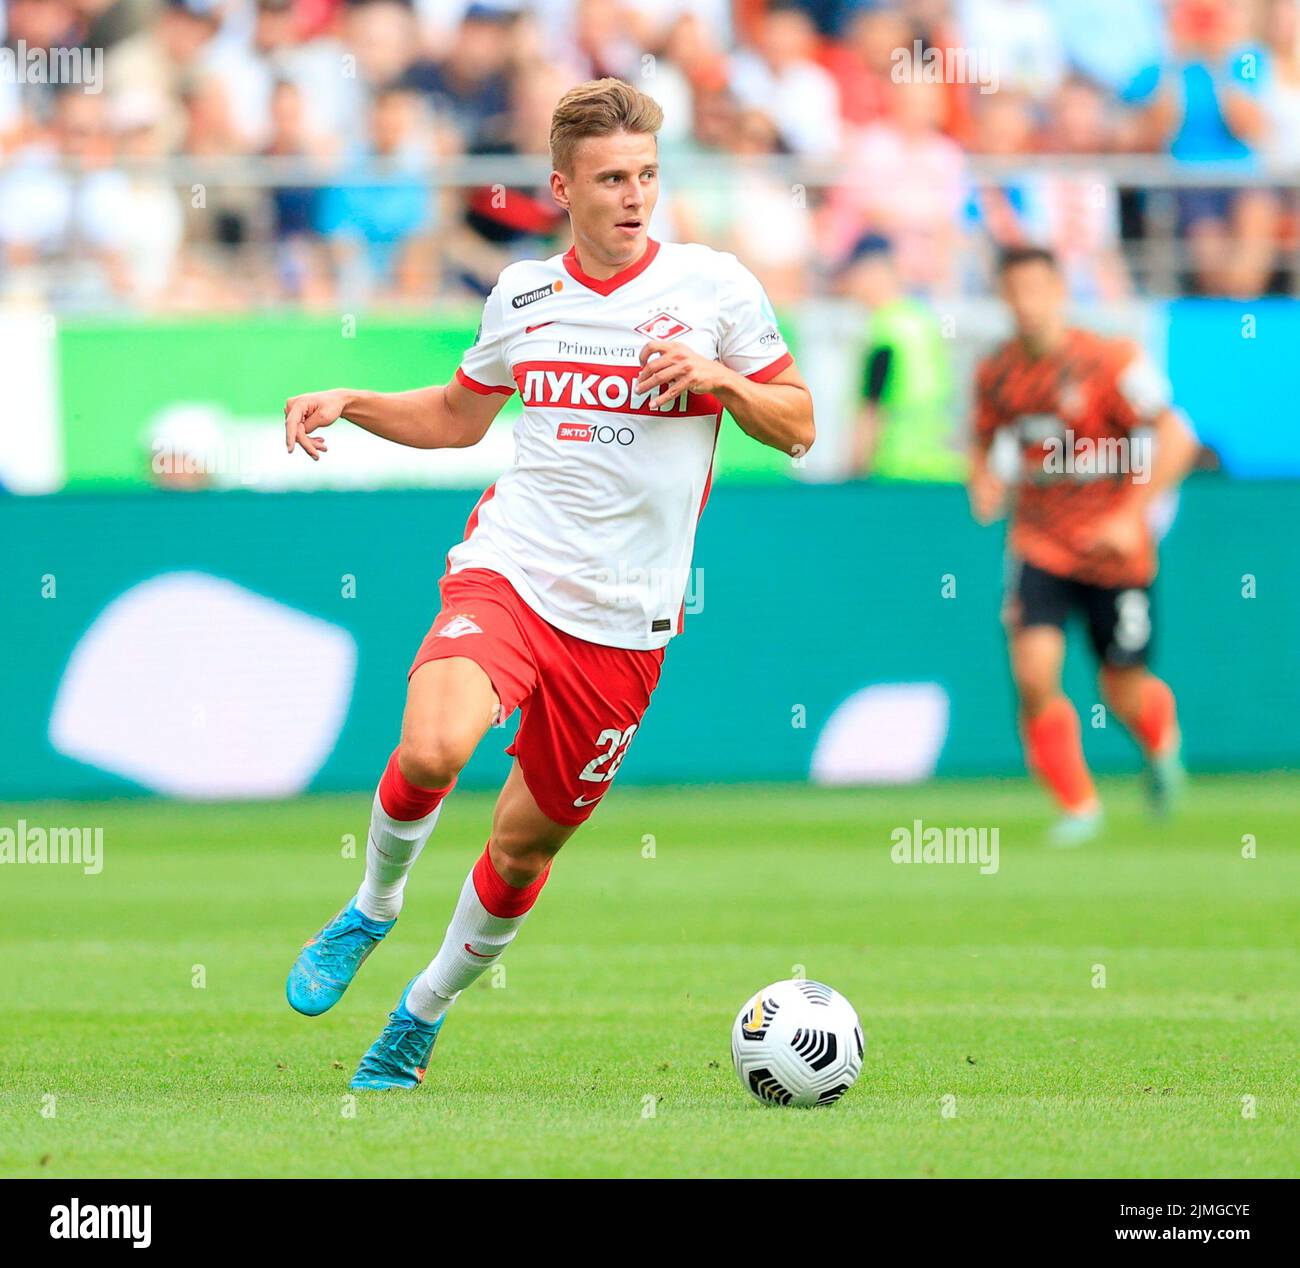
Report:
974,327,1172,588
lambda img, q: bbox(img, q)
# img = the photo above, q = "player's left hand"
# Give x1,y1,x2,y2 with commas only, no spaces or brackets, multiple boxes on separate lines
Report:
635,340,730,407
1077,506,1145,559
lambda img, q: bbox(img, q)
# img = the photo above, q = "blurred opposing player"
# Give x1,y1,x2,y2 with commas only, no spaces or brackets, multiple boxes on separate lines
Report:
280,80,813,1088
969,247,1199,845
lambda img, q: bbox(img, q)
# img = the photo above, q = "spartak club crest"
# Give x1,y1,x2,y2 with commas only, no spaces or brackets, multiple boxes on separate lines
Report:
634,312,692,340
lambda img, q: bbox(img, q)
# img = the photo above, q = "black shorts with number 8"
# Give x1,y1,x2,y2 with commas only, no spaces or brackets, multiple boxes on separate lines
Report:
1003,557,1153,667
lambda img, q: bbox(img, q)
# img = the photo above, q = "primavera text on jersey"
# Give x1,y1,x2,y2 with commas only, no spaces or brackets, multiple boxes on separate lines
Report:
448,238,793,650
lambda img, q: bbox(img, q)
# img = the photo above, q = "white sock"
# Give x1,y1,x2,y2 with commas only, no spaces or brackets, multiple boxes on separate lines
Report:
405,862,537,1023
354,790,444,922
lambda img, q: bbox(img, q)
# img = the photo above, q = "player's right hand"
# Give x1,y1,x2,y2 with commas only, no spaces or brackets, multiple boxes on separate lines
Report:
284,389,349,461
968,471,1006,524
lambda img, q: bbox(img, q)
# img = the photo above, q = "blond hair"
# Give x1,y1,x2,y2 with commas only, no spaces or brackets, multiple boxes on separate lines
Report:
549,77,664,175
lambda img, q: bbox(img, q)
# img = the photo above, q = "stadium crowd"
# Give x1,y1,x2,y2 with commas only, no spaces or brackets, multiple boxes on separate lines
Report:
2,0,1299,310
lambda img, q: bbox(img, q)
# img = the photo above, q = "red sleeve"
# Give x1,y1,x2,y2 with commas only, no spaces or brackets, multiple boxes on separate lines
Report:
972,356,1001,448
454,367,515,397
745,351,794,383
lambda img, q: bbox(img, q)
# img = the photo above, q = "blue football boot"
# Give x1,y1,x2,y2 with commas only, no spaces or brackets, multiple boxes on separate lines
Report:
1046,807,1104,848
350,976,445,1091
286,899,395,1017
1145,739,1187,819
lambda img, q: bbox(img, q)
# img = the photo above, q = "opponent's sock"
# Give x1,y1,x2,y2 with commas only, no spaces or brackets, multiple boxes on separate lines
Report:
1131,676,1178,759
354,749,456,922
1022,697,1099,815
405,844,552,1023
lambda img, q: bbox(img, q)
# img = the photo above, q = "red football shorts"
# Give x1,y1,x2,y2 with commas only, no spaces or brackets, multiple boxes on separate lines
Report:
409,568,665,825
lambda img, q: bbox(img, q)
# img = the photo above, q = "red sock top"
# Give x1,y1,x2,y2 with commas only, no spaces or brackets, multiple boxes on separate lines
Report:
472,845,552,919
378,748,455,821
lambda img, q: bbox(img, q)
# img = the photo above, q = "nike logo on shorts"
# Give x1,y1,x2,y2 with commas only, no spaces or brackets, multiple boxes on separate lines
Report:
572,794,601,808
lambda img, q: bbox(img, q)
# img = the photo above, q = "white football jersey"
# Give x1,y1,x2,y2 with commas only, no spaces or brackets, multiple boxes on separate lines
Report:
447,239,793,650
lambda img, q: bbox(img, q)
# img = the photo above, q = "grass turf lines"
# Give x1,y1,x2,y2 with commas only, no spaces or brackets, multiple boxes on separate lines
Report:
1,774,1297,1178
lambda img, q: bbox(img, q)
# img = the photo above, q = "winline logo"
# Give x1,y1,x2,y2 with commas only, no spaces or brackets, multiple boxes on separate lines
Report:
511,280,562,308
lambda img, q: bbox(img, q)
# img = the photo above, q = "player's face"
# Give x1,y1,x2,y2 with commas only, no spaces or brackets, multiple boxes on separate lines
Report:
553,130,659,271
1000,261,1067,342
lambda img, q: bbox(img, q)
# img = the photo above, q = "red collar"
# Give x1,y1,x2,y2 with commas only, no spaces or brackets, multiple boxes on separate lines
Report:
562,237,660,295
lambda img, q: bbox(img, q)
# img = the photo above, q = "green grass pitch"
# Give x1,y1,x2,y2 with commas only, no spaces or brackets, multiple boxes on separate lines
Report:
1,774,1297,1178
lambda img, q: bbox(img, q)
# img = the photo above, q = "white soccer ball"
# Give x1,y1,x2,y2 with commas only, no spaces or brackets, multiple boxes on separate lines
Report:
731,979,864,1107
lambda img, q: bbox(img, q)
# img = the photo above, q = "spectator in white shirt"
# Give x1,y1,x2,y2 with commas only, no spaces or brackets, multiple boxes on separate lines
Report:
0,89,135,305
729,1,843,156
959,0,1067,102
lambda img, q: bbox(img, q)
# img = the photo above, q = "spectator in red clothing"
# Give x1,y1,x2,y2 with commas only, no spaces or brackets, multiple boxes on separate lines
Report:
897,0,976,143
817,5,908,128
296,0,344,42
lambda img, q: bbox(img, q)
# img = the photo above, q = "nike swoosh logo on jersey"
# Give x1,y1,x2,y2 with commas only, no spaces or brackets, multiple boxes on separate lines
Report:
525,321,555,333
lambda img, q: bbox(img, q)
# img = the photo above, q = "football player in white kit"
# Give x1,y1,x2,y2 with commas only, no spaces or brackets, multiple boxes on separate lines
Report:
281,78,815,1090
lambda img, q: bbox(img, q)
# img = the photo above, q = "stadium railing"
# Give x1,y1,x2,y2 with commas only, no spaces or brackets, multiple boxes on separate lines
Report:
2,154,1298,305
